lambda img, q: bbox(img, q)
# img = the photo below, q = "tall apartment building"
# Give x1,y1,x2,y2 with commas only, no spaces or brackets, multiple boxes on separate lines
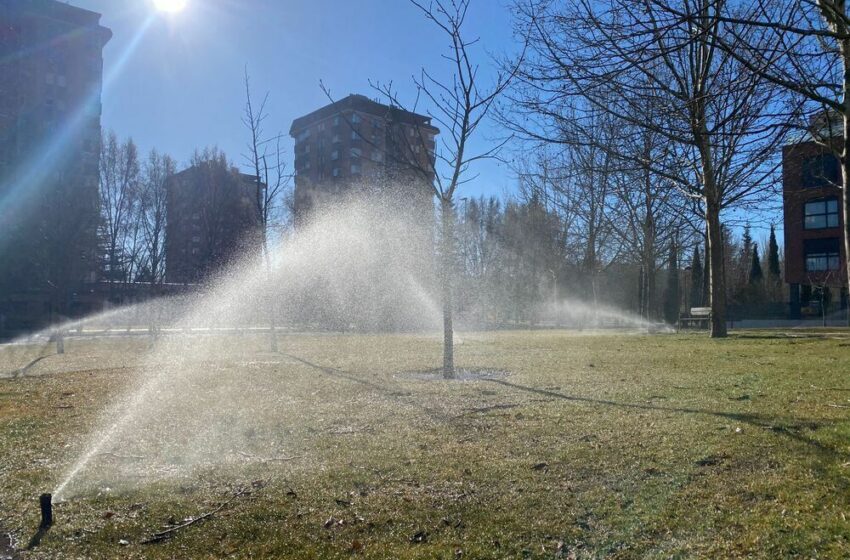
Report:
0,0,111,323
782,117,849,318
165,161,263,284
289,94,439,221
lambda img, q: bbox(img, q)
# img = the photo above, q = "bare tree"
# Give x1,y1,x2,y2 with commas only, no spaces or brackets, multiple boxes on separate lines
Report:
99,130,141,290
508,0,788,337
372,0,519,376
139,149,175,286
685,0,850,324
243,69,291,350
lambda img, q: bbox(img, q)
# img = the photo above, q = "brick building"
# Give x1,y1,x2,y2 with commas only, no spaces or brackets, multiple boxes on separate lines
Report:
289,94,439,221
782,133,849,318
165,162,263,284
0,0,111,328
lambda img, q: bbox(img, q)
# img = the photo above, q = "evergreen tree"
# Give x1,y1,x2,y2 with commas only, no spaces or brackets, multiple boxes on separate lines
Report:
663,239,680,324
690,244,703,307
767,225,781,280
740,224,753,285
750,245,763,285
702,237,710,307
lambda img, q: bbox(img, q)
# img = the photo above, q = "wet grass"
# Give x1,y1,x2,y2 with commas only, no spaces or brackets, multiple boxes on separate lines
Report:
1,329,849,559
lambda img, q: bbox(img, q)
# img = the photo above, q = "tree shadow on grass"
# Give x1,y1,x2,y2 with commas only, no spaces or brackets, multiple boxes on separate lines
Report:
1,345,54,379
280,353,452,423
484,378,848,462
732,332,849,341
279,353,848,489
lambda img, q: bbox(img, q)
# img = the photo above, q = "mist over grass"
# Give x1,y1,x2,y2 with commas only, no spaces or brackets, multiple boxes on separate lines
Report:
2,196,672,499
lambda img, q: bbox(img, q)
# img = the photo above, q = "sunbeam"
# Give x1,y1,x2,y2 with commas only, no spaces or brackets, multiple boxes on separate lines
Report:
0,13,157,254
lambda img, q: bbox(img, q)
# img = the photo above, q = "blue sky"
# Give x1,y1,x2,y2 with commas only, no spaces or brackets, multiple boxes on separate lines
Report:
70,0,518,200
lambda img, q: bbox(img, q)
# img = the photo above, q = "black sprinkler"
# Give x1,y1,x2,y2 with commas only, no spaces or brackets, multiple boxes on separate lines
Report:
39,494,53,528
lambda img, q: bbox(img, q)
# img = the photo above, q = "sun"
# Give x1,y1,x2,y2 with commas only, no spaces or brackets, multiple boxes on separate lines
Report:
153,0,188,13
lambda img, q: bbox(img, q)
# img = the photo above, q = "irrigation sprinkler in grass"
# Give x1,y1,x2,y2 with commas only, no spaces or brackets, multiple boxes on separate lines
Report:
39,494,53,528
27,494,53,549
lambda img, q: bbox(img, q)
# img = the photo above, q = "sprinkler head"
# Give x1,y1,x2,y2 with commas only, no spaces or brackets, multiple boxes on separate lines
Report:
39,493,53,528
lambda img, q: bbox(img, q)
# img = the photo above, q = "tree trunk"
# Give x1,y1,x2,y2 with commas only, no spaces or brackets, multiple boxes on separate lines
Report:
839,14,850,327
646,259,656,320
705,202,728,337
262,241,278,352
843,109,850,327
440,198,455,379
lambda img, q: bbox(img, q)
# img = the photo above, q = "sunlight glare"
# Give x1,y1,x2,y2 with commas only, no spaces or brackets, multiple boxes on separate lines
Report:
153,0,188,13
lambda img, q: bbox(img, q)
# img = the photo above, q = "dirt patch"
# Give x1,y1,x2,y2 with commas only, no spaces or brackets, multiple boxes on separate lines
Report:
396,368,511,382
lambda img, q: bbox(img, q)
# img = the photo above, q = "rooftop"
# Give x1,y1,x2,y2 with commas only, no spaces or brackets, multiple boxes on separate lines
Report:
289,94,439,136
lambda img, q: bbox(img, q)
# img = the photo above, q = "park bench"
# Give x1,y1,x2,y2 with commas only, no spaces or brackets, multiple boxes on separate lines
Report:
677,307,712,331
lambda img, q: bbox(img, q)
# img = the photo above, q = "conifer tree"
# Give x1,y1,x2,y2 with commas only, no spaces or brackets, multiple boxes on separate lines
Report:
767,225,781,281
664,239,680,324
750,246,763,285
690,244,703,308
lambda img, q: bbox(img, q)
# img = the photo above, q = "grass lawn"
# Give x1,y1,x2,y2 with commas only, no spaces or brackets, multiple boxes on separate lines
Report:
1,329,849,559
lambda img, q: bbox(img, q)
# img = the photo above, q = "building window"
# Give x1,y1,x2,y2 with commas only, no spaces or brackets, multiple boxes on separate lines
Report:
351,163,361,175
296,129,310,142
351,112,361,124
350,147,361,158
351,130,359,140
318,122,325,131
331,150,339,161
332,134,340,143
333,116,340,126
802,153,840,188
372,151,384,163
804,198,839,230
804,238,841,272
332,167,341,177
304,143,311,154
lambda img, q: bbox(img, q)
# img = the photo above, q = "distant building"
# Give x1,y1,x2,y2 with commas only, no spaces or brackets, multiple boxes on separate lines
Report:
288,94,439,221
782,116,848,318
0,0,111,329
165,162,263,284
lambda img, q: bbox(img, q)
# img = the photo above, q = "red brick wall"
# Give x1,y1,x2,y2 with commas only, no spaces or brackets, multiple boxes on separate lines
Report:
782,141,847,286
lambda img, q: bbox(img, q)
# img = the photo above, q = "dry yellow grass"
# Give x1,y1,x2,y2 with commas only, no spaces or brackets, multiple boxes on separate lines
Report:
1,329,849,559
